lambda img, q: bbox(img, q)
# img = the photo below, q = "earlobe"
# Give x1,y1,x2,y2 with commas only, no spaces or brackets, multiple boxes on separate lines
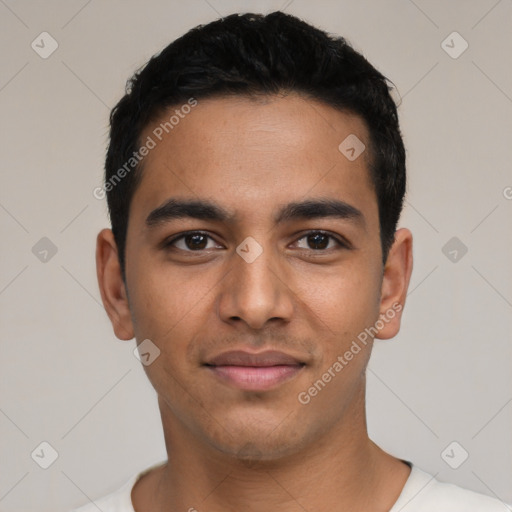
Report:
375,228,413,340
96,228,134,341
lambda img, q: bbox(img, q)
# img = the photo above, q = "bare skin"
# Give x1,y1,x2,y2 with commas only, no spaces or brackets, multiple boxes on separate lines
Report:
96,93,413,511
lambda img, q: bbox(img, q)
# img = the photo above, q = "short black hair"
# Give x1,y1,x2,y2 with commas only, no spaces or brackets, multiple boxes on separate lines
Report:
105,11,406,278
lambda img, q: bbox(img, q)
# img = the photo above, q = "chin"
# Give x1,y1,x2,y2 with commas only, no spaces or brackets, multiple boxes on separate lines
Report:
203,414,308,463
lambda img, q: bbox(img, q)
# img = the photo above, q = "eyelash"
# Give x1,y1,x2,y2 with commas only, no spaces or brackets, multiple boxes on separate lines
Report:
163,230,350,253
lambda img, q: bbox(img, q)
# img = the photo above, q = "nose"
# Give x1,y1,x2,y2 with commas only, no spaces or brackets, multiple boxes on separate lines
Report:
217,241,294,330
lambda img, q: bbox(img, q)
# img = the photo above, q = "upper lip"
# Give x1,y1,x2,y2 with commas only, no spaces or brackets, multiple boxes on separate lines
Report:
205,350,304,367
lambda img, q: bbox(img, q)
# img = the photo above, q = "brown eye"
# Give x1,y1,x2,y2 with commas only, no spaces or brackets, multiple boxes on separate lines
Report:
295,231,346,251
183,233,208,250
165,231,221,251
307,233,329,249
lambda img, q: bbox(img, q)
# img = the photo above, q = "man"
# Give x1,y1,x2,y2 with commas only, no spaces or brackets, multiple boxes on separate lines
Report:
77,11,508,512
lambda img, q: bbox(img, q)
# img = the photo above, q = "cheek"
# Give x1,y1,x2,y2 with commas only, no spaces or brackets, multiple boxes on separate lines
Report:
128,262,210,344
295,262,382,344
127,266,212,398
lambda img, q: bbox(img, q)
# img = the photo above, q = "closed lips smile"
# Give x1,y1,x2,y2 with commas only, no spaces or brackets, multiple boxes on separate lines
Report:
204,350,306,391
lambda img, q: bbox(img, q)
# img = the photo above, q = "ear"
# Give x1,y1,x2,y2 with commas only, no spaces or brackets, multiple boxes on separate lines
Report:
96,228,134,340
375,228,413,340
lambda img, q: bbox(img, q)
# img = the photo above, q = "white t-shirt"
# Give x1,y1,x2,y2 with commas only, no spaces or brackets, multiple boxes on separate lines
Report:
72,462,510,511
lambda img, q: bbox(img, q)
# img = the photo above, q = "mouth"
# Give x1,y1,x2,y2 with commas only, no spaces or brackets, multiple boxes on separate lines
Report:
203,350,306,391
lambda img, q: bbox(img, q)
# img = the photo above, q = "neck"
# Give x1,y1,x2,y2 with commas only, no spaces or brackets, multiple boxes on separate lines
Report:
133,386,410,512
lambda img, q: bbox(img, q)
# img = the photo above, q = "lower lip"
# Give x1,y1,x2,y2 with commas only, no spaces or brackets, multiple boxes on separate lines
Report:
207,365,304,391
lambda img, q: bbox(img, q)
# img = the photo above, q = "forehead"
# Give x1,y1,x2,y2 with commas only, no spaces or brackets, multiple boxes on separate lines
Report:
131,93,377,226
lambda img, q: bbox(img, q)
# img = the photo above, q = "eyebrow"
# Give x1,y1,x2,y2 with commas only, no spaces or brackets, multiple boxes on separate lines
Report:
145,198,365,228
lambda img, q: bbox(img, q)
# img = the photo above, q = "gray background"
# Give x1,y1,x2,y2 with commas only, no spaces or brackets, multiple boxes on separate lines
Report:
0,1,511,510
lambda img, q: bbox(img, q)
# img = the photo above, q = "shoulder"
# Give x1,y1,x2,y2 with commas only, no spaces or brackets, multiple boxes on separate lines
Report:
392,465,510,512
69,462,164,512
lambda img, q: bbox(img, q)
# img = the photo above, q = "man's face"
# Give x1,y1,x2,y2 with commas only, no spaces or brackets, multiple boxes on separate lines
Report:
121,93,387,460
